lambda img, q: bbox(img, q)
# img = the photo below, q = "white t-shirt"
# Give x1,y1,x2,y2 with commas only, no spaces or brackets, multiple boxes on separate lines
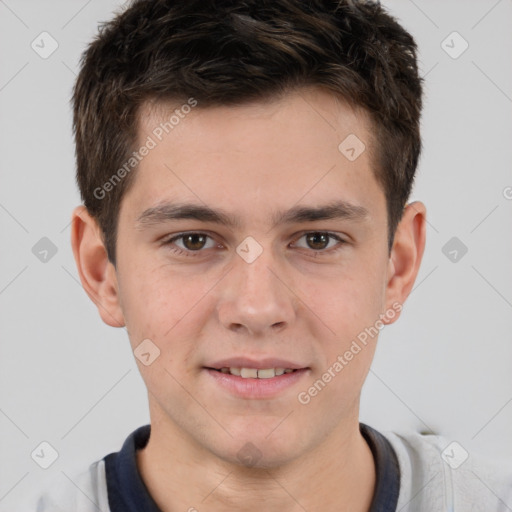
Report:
20,423,512,511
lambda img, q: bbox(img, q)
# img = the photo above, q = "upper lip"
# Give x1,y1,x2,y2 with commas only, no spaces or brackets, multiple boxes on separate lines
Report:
205,358,308,370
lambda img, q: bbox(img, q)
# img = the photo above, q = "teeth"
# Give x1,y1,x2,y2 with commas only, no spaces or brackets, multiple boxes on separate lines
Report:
257,368,276,379
240,368,258,378
217,367,296,378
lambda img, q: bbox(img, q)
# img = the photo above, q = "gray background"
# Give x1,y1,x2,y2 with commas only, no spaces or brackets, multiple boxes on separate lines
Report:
1,0,511,508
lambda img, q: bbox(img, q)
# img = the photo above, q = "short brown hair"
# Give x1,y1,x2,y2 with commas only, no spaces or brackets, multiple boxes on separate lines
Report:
73,0,423,266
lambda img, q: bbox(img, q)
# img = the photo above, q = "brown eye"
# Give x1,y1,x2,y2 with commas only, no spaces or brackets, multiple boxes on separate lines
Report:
306,232,330,250
163,232,217,256
181,233,208,251
292,232,345,253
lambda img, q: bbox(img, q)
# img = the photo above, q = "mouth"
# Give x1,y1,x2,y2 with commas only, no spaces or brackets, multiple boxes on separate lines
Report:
203,361,310,399
206,367,300,378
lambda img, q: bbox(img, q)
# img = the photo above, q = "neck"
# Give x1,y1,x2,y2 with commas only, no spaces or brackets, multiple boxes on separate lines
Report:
136,410,376,512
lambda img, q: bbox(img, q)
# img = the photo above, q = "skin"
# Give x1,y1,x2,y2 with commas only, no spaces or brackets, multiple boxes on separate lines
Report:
71,86,426,512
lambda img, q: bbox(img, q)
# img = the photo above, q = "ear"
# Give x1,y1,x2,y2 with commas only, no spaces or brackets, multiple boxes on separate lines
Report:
70,205,125,328
382,201,427,325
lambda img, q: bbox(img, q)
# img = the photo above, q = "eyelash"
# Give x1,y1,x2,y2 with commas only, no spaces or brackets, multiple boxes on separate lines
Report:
161,231,347,258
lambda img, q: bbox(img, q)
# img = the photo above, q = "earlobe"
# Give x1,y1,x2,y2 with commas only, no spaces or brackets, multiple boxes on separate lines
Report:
70,205,125,328
383,201,427,324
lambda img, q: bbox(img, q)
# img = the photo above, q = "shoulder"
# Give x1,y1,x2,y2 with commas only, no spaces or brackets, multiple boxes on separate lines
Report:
27,459,110,512
382,429,512,511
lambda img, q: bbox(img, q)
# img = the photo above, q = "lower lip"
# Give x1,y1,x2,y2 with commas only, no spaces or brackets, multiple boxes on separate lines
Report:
204,368,309,399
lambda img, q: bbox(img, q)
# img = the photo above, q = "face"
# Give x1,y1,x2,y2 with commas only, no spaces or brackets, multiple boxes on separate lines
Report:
101,87,402,466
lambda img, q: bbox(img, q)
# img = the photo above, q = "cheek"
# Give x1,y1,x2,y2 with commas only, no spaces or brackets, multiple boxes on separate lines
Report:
118,265,219,377
300,262,385,396
119,253,200,325
121,271,204,401
305,267,384,338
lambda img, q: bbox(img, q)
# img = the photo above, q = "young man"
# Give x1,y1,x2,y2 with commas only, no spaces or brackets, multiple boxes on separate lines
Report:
33,0,511,510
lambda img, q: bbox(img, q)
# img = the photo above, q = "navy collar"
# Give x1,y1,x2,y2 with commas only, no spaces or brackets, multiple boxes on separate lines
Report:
360,423,401,511
104,423,400,511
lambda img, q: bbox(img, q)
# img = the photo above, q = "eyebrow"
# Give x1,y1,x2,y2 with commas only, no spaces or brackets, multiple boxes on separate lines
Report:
135,200,370,230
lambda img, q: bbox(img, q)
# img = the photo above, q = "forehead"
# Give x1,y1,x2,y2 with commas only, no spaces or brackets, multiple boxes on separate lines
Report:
138,87,373,152
122,87,385,227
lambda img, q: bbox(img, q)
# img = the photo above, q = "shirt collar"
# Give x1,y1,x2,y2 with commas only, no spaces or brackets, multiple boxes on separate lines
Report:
104,422,400,511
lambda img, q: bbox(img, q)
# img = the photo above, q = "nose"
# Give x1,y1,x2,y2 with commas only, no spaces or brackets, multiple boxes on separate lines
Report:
216,246,297,336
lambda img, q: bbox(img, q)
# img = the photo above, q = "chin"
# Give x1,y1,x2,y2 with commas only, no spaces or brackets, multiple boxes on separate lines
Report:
211,424,303,469
217,445,299,470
